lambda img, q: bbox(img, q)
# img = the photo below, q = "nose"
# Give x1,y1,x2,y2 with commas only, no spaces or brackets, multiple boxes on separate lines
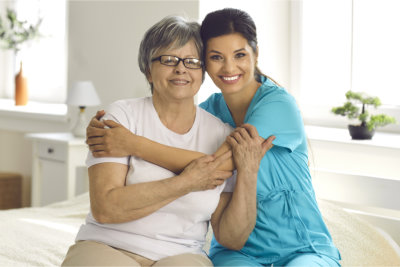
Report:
174,60,187,74
221,58,235,73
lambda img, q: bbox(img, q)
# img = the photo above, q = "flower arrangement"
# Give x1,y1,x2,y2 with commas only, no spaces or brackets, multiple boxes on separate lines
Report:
0,8,42,52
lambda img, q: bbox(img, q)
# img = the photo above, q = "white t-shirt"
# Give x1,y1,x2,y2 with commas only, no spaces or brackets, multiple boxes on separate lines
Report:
76,97,235,260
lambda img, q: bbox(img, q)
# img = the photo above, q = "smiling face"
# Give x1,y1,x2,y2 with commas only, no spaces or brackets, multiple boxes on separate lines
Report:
148,39,203,103
205,33,259,96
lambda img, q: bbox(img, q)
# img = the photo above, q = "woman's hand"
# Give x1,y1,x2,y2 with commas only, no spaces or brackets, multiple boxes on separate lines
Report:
180,150,233,192
86,110,138,158
226,124,275,174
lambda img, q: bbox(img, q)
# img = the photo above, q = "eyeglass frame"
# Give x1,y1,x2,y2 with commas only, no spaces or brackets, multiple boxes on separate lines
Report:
151,55,203,69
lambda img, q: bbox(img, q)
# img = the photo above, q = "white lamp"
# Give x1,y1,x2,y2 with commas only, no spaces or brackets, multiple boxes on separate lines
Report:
67,81,101,137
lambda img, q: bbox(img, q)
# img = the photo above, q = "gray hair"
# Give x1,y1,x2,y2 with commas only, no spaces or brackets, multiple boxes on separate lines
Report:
138,16,205,92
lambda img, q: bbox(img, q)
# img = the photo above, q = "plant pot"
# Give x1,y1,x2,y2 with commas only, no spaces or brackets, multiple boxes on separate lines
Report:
348,125,375,140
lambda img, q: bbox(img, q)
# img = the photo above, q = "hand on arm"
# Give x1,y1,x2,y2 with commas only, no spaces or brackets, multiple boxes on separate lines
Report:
86,110,140,158
86,110,234,173
211,124,275,250
89,151,233,224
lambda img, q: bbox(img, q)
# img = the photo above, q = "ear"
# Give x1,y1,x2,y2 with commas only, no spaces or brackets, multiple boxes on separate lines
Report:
147,72,153,83
255,46,259,61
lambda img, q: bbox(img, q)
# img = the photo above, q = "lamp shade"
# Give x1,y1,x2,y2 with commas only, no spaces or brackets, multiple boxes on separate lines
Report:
66,81,101,107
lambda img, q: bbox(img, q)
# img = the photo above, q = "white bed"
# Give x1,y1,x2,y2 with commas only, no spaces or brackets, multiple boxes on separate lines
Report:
1,192,400,266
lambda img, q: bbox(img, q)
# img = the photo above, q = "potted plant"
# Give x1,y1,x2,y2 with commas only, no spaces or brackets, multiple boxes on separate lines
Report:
0,8,42,105
331,91,396,140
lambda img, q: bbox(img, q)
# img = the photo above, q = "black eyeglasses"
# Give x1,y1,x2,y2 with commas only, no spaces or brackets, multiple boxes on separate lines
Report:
151,55,203,69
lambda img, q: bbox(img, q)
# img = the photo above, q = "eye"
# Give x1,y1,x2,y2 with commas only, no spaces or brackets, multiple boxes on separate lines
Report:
209,54,223,61
235,52,246,59
185,58,202,68
161,56,178,65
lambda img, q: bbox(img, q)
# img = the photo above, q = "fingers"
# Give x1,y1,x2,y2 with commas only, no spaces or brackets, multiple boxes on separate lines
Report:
87,126,106,138
89,115,106,128
240,123,259,138
95,110,105,120
103,119,121,129
262,135,276,153
86,136,105,146
229,127,250,144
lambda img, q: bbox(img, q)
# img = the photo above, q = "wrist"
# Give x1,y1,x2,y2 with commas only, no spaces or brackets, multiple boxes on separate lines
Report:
130,134,142,157
175,173,193,195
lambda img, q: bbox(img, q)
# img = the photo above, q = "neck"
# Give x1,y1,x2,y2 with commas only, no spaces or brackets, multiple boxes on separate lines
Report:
152,95,196,134
223,80,261,126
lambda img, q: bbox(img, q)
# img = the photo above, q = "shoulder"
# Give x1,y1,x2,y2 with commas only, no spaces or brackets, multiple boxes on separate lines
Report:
197,106,232,129
105,97,150,126
251,78,299,115
199,93,224,110
110,97,149,111
259,77,295,104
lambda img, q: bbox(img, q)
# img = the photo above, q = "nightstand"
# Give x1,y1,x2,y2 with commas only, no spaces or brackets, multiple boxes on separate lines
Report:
25,133,89,207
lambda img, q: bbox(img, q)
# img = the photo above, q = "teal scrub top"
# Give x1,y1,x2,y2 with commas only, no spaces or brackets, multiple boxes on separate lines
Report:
200,76,341,265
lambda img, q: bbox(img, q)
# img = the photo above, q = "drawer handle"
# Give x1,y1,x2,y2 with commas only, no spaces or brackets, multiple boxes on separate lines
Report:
47,148,54,154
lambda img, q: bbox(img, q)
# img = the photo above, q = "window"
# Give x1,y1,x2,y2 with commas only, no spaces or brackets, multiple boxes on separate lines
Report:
1,0,67,103
298,0,400,131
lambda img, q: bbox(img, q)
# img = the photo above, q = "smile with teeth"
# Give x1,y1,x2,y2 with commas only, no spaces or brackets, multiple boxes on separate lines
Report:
221,75,240,81
170,79,189,85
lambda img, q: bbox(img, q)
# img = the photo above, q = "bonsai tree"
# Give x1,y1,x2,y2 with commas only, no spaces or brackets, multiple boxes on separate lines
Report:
0,8,42,52
332,91,396,131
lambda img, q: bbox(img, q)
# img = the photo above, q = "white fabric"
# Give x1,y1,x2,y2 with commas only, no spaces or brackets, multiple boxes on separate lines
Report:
1,193,400,266
78,97,234,260
0,193,89,266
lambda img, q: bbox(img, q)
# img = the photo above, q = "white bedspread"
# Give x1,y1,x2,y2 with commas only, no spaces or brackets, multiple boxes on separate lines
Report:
0,193,89,266
318,200,400,266
0,193,400,266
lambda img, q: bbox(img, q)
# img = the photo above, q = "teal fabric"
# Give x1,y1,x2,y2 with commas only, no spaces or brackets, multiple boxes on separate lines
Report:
211,250,340,267
199,76,341,265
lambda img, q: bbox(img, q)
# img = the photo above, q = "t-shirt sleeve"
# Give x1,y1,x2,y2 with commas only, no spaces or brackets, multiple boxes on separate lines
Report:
247,95,305,152
86,101,131,167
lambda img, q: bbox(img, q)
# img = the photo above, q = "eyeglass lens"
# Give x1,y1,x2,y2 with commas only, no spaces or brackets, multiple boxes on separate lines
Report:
159,55,202,69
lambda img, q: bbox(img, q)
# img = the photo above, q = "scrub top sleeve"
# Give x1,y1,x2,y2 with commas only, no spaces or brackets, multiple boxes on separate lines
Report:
246,97,304,152
86,101,131,167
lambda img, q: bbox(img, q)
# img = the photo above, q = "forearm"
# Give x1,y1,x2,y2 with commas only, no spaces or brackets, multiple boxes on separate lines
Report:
135,136,234,173
91,171,192,224
213,170,258,250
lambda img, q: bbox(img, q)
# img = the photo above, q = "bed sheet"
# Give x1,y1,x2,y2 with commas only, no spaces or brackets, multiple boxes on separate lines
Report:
0,193,89,266
1,193,400,266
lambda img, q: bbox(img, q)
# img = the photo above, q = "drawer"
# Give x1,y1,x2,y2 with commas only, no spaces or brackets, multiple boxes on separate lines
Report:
37,141,67,162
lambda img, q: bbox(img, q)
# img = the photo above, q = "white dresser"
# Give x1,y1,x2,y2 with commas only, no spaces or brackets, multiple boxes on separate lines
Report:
26,133,89,206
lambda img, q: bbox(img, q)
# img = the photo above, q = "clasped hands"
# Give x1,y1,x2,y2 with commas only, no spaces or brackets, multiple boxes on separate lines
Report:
86,110,275,190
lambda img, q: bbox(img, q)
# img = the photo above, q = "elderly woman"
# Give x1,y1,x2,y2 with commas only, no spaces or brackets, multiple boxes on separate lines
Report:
61,16,248,266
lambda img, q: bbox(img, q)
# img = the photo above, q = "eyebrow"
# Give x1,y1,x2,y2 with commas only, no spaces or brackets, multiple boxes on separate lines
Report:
209,48,246,54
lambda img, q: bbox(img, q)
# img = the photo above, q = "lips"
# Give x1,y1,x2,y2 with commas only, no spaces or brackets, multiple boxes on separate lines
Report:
170,79,189,85
220,74,241,84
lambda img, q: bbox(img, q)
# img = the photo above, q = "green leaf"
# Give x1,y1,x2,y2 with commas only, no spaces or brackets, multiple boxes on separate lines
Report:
332,90,396,130
0,8,42,52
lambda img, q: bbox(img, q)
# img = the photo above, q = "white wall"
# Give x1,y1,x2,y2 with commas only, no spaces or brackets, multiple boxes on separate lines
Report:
0,1,200,206
68,0,200,116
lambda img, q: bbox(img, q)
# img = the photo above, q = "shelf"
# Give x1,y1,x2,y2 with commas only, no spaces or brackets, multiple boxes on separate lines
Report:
305,125,400,150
